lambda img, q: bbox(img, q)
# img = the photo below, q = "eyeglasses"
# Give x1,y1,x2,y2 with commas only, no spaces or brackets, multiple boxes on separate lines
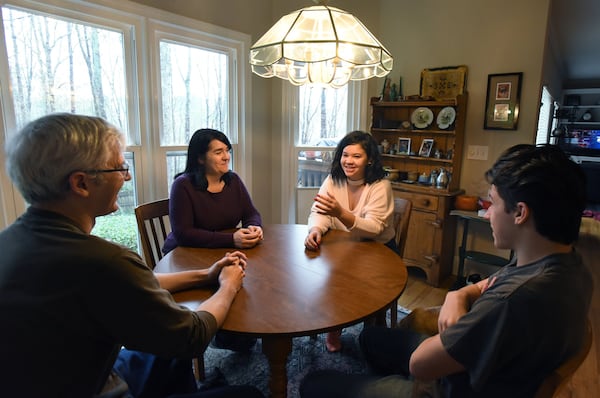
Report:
84,162,130,177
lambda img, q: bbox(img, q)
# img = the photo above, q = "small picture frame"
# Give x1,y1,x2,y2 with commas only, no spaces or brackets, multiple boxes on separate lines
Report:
484,72,523,130
419,139,434,157
398,137,411,155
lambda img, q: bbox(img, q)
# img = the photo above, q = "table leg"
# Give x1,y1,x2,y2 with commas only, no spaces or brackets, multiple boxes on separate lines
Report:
262,336,292,398
450,218,470,291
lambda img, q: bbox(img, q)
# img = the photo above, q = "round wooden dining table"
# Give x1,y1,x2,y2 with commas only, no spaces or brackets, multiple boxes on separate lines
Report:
154,224,407,398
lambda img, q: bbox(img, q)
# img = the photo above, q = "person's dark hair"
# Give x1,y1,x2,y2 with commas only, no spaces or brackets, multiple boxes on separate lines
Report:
484,144,586,244
175,128,232,190
330,131,385,185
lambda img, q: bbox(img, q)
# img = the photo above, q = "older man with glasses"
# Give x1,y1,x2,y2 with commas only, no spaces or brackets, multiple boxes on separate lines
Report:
0,113,263,398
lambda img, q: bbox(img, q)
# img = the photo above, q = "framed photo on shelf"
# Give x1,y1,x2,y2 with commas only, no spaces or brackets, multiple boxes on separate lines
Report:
419,139,434,157
398,137,411,155
484,72,523,130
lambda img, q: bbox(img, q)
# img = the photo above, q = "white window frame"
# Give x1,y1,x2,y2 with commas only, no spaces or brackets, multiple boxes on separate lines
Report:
281,81,368,223
144,17,250,200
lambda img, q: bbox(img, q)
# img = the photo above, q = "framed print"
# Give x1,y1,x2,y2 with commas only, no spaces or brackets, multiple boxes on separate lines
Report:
398,137,411,155
484,72,523,130
420,65,468,100
419,139,434,157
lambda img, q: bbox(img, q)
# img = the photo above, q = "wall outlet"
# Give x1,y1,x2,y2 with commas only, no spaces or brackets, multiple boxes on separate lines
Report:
467,145,489,160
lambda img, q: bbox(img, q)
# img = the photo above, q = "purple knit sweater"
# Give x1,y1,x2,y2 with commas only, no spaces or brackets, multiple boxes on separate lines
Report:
162,172,262,253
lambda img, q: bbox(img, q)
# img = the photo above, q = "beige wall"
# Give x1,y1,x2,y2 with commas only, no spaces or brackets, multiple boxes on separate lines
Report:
377,0,551,198
374,0,552,260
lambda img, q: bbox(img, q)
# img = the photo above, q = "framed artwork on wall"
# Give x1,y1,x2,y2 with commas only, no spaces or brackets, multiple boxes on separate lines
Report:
484,72,523,130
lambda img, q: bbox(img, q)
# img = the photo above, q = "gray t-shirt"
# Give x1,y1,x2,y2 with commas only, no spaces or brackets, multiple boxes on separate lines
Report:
440,251,592,397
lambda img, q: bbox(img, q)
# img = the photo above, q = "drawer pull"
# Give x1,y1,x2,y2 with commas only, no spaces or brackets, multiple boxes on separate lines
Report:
421,198,430,207
428,219,443,228
423,254,439,264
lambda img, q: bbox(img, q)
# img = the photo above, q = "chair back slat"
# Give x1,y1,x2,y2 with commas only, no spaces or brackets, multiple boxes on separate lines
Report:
134,199,170,269
394,198,412,256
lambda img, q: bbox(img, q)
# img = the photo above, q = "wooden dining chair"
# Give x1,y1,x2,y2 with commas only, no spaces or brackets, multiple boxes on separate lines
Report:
533,317,593,398
134,198,205,380
389,197,412,327
393,198,412,257
134,198,170,270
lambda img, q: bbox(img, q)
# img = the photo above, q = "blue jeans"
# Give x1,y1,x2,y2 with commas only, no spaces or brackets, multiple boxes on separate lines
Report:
110,349,263,398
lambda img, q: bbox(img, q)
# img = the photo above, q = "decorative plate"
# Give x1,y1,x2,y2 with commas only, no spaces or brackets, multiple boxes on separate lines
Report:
437,106,456,129
411,107,434,129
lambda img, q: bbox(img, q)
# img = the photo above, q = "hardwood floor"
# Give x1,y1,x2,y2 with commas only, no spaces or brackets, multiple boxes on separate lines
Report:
398,265,599,398
397,268,451,311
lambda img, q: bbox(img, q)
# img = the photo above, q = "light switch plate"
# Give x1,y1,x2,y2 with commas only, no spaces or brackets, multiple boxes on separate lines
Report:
467,145,488,160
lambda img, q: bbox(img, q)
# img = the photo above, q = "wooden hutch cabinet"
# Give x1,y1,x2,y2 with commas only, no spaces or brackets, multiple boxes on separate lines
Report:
370,93,468,286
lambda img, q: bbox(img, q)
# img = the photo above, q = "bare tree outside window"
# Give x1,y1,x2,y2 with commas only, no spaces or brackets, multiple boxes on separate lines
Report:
297,85,348,187
3,7,128,135
159,40,228,146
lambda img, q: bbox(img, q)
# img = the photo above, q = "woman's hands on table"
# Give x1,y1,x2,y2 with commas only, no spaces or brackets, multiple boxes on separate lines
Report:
304,228,323,251
233,226,263,248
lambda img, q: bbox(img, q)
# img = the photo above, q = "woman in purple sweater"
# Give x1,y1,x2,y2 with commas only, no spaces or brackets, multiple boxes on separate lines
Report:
163,128,263,352
163,129,263,254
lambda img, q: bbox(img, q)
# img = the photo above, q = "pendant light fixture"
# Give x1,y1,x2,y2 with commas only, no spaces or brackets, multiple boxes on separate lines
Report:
249,2,393,88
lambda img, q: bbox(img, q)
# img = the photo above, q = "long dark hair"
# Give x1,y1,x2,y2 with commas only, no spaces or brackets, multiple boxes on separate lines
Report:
330,131,385,185
175,128,232,191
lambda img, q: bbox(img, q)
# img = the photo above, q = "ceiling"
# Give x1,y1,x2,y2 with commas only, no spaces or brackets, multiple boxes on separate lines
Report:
551,0,600,84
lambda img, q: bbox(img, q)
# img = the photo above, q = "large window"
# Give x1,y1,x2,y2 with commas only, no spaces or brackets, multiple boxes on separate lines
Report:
1,5,139,249
0,0,250,254
2,7,130,134
536,85,556,145
288,82,366,223
297,85,349,188
150,28,241,193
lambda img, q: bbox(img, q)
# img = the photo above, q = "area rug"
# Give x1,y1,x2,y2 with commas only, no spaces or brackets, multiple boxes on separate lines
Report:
200,308,409,397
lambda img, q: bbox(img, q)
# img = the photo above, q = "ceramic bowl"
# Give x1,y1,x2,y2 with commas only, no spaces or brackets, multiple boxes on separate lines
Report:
454,195,478,211
384,168,400,181
406,171,418,182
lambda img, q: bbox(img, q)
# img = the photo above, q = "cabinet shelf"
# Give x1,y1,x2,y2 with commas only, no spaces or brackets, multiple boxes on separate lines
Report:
558,121,600,126
382,153,453,164
373,99,458,107
559,104,600,109
372,128,455,135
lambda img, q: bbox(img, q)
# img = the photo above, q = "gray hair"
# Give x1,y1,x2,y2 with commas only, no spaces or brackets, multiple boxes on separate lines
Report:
5,113,125,204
